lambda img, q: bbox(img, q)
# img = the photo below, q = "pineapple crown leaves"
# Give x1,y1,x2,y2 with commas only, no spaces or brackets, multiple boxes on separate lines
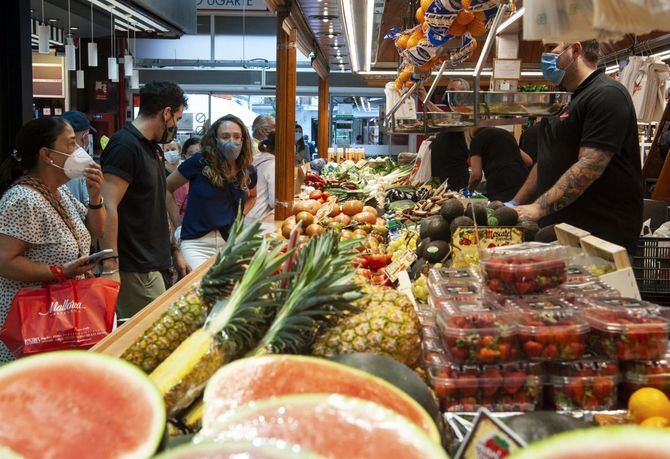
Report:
204,239,293,354
251,232,363,355
201,215,263,295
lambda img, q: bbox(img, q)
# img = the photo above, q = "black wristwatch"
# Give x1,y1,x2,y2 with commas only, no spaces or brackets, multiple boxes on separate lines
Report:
88,197,104,209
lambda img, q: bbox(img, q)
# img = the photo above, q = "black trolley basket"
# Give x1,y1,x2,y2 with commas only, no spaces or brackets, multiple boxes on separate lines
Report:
633,236,670,306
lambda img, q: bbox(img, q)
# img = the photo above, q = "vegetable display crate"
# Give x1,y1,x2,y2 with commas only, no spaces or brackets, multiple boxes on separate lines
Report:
633,236,670,306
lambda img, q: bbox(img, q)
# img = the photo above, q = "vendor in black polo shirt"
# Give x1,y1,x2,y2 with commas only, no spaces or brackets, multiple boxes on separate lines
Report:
513,40,643,254
100,81,191,321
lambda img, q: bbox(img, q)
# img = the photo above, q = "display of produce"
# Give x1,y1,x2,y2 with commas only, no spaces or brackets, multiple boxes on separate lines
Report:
505,295,575,311
546,358,620,412
0,351,166,459
122,216,263,373
627,387,670,424
429,362,543,412
197,394,448,459
583,307,669,360
201,355,440,441
437,307,518,364
554,280,619,303
430,282,481,303
516,309,588,361
622,354,670,399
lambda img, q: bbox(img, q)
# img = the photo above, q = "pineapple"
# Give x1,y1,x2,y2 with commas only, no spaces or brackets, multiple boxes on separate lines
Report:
312,287,421,367
150,239,290,416
121,216,262,373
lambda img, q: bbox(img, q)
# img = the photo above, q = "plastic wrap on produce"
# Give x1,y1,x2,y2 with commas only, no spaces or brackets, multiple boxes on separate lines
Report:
196,394,448,459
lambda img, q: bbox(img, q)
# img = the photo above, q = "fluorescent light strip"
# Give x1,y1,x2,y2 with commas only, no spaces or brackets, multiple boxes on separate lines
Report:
340,0,359,73
103,0,168,32
496,6,524,35
89,0,164,32
89,0,149,31
365,0,373,72
651,50,670,60
605,65,619,74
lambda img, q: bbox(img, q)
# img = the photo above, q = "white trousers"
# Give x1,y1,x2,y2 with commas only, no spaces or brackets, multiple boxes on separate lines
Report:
180,230,226,270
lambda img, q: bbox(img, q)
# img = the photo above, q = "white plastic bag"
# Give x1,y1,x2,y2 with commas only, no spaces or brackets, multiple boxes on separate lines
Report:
410,139,432,185
384,82,417,121
523,0,595,42
593,0,670,36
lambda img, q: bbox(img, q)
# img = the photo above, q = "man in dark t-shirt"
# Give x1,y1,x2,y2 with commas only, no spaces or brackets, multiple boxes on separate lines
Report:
519,123,540,164
514,40,643,254
468,128,529,202
100,81,190,321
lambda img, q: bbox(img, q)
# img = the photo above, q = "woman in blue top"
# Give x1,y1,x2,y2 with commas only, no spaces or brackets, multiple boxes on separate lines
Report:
167,114,257,269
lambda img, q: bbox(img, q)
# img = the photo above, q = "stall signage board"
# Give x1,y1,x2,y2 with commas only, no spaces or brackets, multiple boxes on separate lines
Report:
451,227,523,268
196,0,267,10
493,59,522,80
455,409,526,459
94,81,110,101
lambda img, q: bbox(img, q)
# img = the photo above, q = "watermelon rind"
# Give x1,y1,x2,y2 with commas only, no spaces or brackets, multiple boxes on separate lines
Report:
508,425,670,459
154,440,324,459
0,351,166,459
197,393,450,459
202,355,441,443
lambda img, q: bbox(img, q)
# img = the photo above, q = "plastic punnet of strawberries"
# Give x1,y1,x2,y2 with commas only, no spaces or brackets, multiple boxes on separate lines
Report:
438,311,519,364
429,362,543,412
547,358,620,411
584,307,669,360
516,309,589,361
622,354,670,399
481,256,567,295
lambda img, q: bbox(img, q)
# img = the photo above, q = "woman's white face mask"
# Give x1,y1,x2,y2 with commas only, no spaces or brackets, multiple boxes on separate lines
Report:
49,147,94,179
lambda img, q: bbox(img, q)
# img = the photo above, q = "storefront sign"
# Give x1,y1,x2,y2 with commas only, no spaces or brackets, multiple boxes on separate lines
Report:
455,409,526,459
451,226,523,268
196,0,267,10
94,81,110,101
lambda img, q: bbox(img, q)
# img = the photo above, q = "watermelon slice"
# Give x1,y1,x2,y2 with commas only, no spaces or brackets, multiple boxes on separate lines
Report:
202,355,440,443
155,440,323,459
198,394,449,459
0,351,166,459
508,426,670,459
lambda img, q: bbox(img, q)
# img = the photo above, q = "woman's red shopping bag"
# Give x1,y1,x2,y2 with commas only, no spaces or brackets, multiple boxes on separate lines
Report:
0,278,119,357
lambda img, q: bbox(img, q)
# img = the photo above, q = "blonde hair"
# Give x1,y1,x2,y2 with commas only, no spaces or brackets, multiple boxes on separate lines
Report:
200,115,253,190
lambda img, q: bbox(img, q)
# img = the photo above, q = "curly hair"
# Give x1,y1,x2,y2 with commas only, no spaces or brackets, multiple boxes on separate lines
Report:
200,114,253,190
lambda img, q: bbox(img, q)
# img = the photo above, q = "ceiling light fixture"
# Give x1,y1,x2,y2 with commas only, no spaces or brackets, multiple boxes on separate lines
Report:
64,0,77,71
496,6,524,35
38,0,50,54
340,0,359,73
99,0,168,32
108,7,118,82
88,1,98,66
365,0,373,72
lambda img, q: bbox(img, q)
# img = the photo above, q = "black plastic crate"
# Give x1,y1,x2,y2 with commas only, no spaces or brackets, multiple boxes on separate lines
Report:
633,237,670,306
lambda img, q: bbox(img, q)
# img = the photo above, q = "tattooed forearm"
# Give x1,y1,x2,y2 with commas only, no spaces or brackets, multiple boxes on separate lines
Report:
536,147,614,215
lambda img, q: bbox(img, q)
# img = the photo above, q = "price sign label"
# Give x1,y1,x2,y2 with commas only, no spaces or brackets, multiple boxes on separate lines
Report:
383,250,417,282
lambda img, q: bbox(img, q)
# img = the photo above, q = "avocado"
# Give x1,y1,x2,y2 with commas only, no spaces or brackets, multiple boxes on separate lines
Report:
488,200,505,210
450,216,474,234
492,206,519,226
465,203,488,226
416,237,431,258
419,215,451,242
535,224,558,243
518,220,540,241
423,240,450,263
440,198,465,222
488,216,499,226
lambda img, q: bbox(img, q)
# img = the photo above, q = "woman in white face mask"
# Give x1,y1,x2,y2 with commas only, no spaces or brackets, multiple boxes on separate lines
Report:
162,140,182,174
165,114,258,269
0,117,106,363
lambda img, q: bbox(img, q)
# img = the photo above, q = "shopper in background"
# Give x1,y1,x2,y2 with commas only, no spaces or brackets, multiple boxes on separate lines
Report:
295,124,310,165
246,132,276,223
61,110,97,206
0,117,105,363
519,121,540,165
100,80,190,322
514,40,643,254
418,78,471,191
182,137,202,160
467,127,530,202
251,115,275,156
163,140,181,174
167,114,258,269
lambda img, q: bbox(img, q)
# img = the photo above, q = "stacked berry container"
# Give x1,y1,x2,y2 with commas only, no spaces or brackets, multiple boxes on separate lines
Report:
621,354,670,400
546,358,620,411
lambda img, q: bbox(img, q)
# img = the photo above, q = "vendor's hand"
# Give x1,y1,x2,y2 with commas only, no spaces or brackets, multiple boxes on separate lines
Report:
62,256,99,279
84,163,104,202
173,249,192,279
516,203,546,222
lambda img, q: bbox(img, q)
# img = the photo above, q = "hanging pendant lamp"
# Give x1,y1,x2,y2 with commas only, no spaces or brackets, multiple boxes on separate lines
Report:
38,0,50,54
88,2,98,66
64,0,76,71
124,21,133,77
131,70,139,89
76,35,85,89
108,8,118,82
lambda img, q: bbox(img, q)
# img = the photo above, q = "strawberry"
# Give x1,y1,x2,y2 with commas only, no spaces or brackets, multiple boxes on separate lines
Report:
498,342,511,361
582,396,600,410
568,379,584,401
515,280,535,294
433,379,456,399
488,278,503,293
564,341,585,359
450,346,469,363
483,368,503,397
479,347,500,362
542,344,559,360
593,377,614,400
459,396,478,411
513,391,529,407
502,371,525,394
522,340,543,358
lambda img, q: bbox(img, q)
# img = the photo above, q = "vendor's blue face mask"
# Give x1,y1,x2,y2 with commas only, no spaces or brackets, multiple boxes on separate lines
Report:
541,46,573,85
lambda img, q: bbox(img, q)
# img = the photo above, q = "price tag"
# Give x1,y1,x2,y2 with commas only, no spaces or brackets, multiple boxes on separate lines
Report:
455,408,526,459
493,59,522,80
451,227,523,268
383,250,417,283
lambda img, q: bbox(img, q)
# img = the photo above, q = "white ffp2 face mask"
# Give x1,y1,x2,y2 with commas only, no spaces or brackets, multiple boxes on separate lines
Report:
49,147,94,179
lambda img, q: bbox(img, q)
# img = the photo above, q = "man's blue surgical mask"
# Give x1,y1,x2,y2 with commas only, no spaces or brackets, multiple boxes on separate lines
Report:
541,46,573,85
